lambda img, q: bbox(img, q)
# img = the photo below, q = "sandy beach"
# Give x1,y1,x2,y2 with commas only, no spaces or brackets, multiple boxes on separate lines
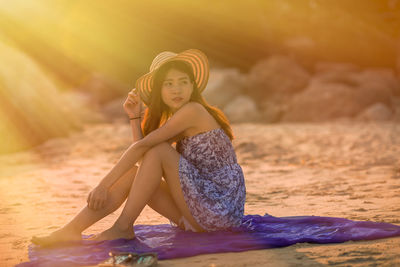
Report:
0,121,399,266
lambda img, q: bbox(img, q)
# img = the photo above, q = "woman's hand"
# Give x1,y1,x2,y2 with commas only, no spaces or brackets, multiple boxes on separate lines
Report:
87,184,108,210
123,88,143,118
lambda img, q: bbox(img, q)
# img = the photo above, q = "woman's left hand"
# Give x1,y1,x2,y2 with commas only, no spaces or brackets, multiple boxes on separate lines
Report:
123,88,144,118
87,184,108,210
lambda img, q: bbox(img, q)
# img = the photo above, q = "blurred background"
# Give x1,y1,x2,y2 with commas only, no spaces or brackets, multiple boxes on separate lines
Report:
1,0,400,154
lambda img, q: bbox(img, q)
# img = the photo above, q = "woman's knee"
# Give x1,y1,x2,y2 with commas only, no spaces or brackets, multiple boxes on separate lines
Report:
142,142,171,161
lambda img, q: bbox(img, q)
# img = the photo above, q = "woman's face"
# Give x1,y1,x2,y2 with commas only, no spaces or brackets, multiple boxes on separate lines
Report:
161,68,194,113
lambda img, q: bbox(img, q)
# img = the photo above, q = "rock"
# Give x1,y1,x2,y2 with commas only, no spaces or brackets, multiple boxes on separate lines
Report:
313,62,360,88
313,66,399,99
391,96,400,108
282,75,393,122
394,107,400,122
314,62,360,74
78,72,129,104
354,68,400,97
203,68,245,109
356,103,392,121
223,95,260,123
282,83,360,122
260,94,290,123
247,55,310,103
355,82,392,109
261,101,285,123
101,97,128,122
60,91,107,124
312,69,359,87
283,65,395,123
0,41,84,154
391,97,400,122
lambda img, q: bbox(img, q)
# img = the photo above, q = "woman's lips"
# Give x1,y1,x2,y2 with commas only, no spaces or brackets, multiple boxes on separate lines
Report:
173,97,183,102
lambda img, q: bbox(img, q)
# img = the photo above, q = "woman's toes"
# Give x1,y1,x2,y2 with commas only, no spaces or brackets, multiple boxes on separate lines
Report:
31,229,82,246
31,235,52,246
90,226,135,241
86,234,97,240
31,236,40,244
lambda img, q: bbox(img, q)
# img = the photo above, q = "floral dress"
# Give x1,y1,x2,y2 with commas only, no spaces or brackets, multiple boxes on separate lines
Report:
176,128,246,231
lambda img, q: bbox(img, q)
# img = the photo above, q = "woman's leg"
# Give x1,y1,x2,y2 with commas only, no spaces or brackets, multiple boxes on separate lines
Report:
32,161,183,245
61,168,182,234
93,142,205,241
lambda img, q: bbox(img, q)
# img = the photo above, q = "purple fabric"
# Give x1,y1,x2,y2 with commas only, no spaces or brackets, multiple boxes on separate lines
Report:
18,214,400,267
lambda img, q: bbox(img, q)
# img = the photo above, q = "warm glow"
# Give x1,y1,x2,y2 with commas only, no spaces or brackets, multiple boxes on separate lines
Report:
0,2,399,266
1,0,398,156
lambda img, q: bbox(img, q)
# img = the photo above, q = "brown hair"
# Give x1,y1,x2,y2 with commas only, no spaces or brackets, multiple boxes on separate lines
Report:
141,60,233,140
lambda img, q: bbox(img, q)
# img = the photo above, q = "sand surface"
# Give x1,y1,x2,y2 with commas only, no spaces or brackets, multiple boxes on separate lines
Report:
0,121,399,266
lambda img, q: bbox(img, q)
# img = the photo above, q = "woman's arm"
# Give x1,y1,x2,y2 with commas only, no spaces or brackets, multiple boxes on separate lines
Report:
130,112,144,142
87,102,202,210
87,90,144,210
98,102,201,189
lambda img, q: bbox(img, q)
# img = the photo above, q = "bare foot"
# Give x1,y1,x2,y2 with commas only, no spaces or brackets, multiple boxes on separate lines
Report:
91,223,135,241
31,227,82,247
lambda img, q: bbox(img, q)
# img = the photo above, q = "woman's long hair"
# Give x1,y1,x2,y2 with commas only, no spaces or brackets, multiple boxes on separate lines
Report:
141,60,234,141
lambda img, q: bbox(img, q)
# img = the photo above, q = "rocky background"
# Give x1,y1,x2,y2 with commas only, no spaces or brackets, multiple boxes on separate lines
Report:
1,0,400,154
205,58,400,123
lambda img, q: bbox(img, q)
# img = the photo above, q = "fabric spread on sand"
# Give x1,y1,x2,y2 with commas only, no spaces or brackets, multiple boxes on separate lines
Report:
18,214,400,267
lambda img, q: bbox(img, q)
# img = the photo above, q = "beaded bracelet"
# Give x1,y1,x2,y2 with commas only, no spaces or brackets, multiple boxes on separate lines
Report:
129,116,141,120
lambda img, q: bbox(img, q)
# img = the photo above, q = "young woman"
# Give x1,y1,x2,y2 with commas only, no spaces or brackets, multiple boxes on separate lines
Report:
32,49,246,245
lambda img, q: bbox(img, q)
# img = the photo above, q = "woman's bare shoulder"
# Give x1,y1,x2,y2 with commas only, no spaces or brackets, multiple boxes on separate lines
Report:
172,102,209,120
181,102,220,138
181,101,205,113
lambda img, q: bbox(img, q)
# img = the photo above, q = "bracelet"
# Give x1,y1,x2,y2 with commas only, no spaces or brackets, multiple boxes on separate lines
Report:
129,116,141,120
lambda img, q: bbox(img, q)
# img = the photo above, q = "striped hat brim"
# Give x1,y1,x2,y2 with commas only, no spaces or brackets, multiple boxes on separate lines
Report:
135,49,209,106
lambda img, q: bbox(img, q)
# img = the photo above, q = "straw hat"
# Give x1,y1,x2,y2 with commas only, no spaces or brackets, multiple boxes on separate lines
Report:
135,49,209,106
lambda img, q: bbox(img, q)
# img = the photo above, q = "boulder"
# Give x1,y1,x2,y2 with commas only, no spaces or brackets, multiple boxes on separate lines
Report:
0,41,84,154
312,69,359,87
314,62,360,74
356,103,392,121
260,101,285,123
391,97,400,122
282,83,360,122
223,95,260,123
354,82,392,109
281,64,395,122
77,72,129,104
313,65,398,99
247,55,310,103
354,68,400,97
203,68,245,109
260,94,290,123
60,91,107,123
101,96,129,122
